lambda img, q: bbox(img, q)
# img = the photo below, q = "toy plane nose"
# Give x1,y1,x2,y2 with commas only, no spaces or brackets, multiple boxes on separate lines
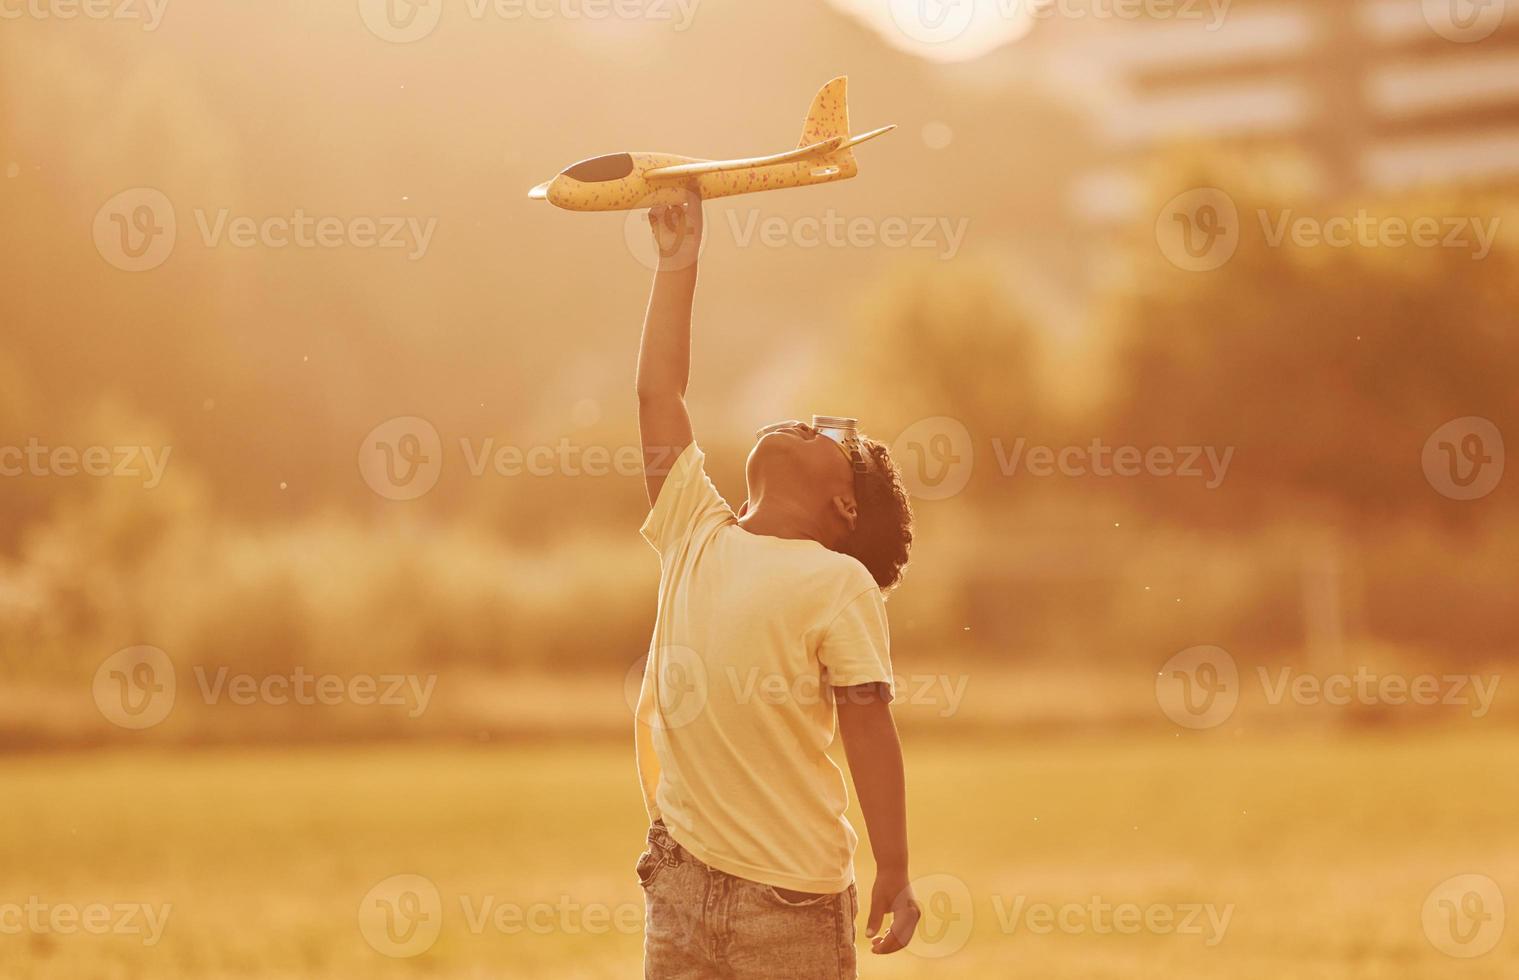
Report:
528,180,552,201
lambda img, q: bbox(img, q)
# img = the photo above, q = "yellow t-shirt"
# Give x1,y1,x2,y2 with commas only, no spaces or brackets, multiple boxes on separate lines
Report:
635,442,893,894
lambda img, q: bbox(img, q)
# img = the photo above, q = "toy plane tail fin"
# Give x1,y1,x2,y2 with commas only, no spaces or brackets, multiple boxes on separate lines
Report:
798,77,851,149
798,76,861,180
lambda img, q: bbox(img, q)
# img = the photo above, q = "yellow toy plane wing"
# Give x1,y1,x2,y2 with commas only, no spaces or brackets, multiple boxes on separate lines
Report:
642,136,846,182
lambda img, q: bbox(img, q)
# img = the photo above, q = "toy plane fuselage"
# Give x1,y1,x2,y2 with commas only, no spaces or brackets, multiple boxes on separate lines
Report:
528,77,894,212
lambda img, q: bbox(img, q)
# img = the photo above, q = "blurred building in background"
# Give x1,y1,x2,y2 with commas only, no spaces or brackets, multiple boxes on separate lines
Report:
1013,0,1519,225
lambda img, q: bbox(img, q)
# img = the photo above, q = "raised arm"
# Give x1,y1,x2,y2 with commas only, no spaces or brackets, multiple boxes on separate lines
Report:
636,193,703,506
837,688,920,955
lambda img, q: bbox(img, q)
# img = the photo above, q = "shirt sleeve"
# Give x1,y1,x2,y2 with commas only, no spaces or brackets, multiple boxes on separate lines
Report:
639,442,735,556
819,587,894,697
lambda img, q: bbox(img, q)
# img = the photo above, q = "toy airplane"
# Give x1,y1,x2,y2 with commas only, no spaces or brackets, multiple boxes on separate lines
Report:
527,77,895,211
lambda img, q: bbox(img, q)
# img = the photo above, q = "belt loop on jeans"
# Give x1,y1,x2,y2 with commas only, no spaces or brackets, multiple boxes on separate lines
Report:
649,821,682,866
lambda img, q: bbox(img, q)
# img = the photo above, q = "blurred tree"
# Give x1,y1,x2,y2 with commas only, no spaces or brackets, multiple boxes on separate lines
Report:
822,259,1049,476
1104,186,1519,665
1106,193,1519,529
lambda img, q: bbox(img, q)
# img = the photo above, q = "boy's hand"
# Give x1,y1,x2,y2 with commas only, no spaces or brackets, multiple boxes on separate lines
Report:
647,189,703,272
866,868,920,954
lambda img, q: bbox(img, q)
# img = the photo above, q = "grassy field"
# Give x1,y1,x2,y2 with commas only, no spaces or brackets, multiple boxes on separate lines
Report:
2,732,1514,978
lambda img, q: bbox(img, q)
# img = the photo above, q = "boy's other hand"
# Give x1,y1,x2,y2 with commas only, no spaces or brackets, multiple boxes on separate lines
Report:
648,189,704,272
866,869,920,954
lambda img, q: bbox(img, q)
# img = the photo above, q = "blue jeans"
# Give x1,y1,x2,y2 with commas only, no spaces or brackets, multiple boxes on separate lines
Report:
639,823,859,979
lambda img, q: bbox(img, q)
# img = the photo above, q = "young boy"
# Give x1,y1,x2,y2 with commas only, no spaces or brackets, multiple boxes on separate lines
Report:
632,194,919,978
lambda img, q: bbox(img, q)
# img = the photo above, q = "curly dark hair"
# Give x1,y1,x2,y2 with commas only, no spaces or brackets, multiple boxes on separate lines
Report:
838,437,914,593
